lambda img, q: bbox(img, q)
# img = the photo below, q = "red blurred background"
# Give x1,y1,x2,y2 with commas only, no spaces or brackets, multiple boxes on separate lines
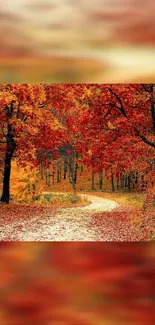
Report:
0,242,155,325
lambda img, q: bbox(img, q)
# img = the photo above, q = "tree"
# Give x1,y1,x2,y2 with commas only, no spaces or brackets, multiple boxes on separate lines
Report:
67,84,155,189
0,84,60,203
1,83,154,203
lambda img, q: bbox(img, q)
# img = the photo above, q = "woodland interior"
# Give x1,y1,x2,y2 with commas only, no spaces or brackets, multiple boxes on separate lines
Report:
0,83,154,241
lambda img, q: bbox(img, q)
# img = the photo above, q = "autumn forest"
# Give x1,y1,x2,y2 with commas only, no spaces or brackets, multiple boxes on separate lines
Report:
0,84,155,241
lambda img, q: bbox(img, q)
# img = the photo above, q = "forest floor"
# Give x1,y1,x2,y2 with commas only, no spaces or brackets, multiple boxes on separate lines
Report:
0,192,148,241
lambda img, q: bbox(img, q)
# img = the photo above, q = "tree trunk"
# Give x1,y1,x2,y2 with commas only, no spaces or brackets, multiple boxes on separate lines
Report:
135,172,138,185
74,162,78,185
57,163,60,183
59,165,62,183
46,170,48,186
125,174,128,191
141,174,145,191
64,157,67,179
68,157,72,182
92,171,95,190
68,156,77,199
40,164,44,180
1,127,16,203
116,177,119,189
48,173,51,186
1,153,12,203
99,170,103,190
128,174,131,192
111,174,115,192
72,181,77,202
120,174,123,189
131,172,135,189
122,175,126,192
52,171,55,185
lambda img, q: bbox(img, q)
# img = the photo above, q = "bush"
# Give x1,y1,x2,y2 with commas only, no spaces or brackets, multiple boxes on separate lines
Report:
11,161,43,203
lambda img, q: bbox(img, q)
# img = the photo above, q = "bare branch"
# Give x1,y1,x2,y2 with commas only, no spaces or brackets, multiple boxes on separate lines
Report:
108,87,127,117
134,129,155,149
141,84,152,92
38,100,51,108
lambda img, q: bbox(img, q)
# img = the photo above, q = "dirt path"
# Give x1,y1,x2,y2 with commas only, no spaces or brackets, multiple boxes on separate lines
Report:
0,193,119,241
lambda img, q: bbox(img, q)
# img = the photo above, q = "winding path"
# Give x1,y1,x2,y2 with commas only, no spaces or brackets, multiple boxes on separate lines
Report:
12,193,119,241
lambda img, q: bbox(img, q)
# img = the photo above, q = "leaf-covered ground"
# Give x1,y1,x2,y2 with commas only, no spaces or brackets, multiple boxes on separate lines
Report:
0,205,56,241
0,194,152,241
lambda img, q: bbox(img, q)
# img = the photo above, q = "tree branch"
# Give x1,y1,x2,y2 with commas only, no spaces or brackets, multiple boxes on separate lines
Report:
134,129,155,149
38,100,51,108
141,84,152,93
108,87,127,117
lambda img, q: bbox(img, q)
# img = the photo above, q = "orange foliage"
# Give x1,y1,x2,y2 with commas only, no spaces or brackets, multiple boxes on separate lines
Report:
10,161,43,203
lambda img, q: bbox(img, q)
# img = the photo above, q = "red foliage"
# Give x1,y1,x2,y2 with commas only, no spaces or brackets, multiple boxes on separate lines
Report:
0,84,154,202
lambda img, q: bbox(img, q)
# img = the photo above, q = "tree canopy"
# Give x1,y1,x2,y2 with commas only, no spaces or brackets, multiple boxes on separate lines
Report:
0,83,154,203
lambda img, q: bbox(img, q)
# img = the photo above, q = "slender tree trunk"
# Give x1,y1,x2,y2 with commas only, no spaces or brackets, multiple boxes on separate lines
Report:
57,163,61,183
135,172,138,185
131,172,135,189
48,173,51,187
111,168,115,192
117,177,119,190
128,174,131,192
111,174,115,192
74,162,78,185
120,174,123,190
59,165,62,183
122,175,126,192
68,157,72,181
68,155,77,200
99,170,103,190
46,170,48,186
64,157,67,179
92,171,95,190
40,164,44,180
52,171,55,185
48,172,51,187
72,180,76,198
141,174,145,191
125,174,128,191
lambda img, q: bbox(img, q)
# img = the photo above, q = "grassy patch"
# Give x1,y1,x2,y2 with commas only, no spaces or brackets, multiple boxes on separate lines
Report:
0,191,90,208
86,191,146,209
35,193,90,208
